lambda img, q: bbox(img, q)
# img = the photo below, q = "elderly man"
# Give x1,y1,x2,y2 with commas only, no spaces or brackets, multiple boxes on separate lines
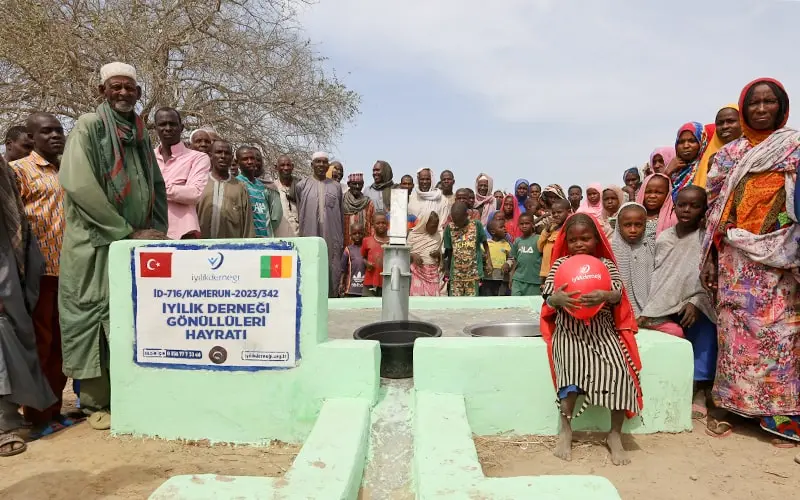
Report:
154,107,210,239
297,152,344,298
59,62,168,430
0,155,56,456
9,113,69,432
408,167,449,229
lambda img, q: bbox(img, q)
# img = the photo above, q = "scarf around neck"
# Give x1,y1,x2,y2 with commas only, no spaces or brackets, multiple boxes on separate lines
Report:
343,189,371,215
97,101,156,224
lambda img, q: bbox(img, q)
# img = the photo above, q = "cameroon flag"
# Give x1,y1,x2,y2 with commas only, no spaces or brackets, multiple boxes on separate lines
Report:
261,255,293,278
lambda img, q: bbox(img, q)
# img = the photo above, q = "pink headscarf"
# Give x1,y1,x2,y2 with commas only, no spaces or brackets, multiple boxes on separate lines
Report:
636,173,677,237
649,147,676,174
577,182,604,219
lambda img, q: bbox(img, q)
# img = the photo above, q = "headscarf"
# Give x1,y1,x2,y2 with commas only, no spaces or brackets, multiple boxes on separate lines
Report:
611,202,655,317
407,210,442,266
622,167,641,185
697,104,739,189
514,178,529,213
649,146,675,174
413,167,445,214
576,182,604,219
671,122,711,199
600,185,625,238
739,78,791,147
370,160,395,211
539,213,643,418
501,193,521,240
539,184,567,203
325,165,335,179
636,173,677,238
474,173,495,225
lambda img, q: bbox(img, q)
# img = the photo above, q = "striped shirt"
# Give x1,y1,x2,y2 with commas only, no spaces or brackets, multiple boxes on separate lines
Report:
10,151,65,276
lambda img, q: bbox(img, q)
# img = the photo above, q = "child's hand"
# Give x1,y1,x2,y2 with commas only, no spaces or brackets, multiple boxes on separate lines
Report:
501,263,510,273
429,249,441,260
484,261,494,275
410,253,422,266
579,290,609,307
365,261,375,271
549,284,580,310
678,303,699,328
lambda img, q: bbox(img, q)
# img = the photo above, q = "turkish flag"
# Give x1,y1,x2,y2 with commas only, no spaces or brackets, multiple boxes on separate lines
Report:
140,252,172,278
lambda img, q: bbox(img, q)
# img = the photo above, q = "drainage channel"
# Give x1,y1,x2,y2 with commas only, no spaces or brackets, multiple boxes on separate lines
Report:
359,378,414,500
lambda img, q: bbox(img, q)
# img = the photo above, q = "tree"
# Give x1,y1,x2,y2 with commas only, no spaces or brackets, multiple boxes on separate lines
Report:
0,0,359,173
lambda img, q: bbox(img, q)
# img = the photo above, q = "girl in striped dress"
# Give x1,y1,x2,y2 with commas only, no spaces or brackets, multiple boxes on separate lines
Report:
541,213,643,466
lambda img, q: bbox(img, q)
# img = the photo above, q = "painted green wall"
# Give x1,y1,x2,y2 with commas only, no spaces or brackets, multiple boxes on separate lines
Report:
108,238,380,444
414,330,693,435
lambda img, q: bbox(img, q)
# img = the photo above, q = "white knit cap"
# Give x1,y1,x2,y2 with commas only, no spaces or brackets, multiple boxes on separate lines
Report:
100,62,137,83
312,151,329,160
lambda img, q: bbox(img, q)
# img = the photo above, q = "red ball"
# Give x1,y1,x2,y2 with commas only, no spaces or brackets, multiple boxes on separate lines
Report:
553,255,612,321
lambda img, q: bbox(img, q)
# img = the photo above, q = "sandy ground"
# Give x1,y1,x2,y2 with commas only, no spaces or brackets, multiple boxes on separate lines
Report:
0,383,300,500
475,419,798,500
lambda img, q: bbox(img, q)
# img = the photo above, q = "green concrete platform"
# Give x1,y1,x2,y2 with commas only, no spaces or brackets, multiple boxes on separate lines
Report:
414,392,622,499
149,397,371,499
413,329,694,435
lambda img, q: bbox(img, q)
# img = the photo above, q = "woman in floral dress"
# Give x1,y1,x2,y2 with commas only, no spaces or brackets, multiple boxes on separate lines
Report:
701,78,800,443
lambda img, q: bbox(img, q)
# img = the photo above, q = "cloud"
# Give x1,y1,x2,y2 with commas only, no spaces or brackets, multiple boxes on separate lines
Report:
298,0,800,187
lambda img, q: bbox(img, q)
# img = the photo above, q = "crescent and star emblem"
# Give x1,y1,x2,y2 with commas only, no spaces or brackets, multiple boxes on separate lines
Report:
146,258,159,271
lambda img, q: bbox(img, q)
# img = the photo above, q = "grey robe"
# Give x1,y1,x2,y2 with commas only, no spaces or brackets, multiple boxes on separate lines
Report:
0,213,56,410
297,177,344,297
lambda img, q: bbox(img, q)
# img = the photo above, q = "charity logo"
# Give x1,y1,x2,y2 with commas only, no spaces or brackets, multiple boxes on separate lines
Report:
208,251,225,270
140,252,173,278
579,264,591,274
209,346,228,365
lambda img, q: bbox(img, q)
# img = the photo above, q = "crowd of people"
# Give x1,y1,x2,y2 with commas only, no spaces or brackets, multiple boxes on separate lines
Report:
0,61,797,467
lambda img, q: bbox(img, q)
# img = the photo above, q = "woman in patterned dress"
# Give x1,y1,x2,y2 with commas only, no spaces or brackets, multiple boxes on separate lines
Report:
541,213,643,466
701,78,800,443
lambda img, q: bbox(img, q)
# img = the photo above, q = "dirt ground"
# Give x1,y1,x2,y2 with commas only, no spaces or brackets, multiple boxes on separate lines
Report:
475,418,798,500
0,383,300,500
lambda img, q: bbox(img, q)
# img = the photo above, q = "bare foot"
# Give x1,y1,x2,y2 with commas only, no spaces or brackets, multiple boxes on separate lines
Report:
553,426,573,461
606,431,630,466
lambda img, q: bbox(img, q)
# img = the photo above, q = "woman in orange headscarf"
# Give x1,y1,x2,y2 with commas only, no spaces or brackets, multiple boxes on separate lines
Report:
695,104,742,190
701,78,799,444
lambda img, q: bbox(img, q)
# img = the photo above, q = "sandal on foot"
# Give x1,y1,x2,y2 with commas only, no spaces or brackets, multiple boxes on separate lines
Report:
705,419,733,438
760,416,800,443
692,403,708,420
0,433,27,457
771,438,798,449
88,411,111,430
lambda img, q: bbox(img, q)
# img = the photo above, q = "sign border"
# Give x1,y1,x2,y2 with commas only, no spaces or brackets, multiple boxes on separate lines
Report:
130,241,302,371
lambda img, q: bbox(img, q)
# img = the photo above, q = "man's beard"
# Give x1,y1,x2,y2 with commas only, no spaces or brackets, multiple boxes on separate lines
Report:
112,100,135,113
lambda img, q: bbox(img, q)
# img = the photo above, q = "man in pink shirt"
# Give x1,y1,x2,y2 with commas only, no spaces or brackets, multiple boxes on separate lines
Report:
154,108,210,239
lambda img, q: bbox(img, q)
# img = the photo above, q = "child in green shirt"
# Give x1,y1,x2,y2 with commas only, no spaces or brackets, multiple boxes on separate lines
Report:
510,213,543,296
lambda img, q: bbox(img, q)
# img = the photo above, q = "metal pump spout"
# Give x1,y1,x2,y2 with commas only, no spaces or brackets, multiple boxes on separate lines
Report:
381,188,412,322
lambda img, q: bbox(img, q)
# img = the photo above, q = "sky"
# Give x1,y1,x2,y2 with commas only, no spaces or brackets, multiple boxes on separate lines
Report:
299,0,800,193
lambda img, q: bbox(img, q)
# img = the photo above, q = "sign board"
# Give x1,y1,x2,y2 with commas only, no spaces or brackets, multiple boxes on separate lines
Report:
132,242,300,371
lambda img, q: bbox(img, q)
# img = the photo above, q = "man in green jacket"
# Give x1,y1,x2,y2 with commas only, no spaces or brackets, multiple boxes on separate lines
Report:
59,62,168,430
